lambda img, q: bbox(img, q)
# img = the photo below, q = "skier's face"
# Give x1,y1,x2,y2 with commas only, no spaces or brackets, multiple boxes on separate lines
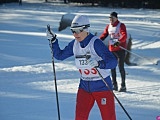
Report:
73,31,88,42
109,16,118,25
71,27,88,42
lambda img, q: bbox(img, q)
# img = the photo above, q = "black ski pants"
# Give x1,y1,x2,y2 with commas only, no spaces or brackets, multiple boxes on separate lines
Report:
111,50,126,87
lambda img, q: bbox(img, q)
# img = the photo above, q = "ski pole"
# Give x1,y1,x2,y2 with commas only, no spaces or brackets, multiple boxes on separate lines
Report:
119,46,157,65
95,68,132,120
85,51,132,119
47,25,61,120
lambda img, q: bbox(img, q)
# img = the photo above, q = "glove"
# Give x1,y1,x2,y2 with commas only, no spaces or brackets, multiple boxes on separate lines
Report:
109,39,119,46
113,41,120,47
87,58,99,68
46,27,57,43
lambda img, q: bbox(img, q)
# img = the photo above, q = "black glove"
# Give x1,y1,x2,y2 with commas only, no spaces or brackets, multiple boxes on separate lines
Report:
113,41,120,47
46,25,57,43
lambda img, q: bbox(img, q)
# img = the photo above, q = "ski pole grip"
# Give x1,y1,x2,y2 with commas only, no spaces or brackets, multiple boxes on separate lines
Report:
47,24,52,35
47,24,50,31
47,24,57,42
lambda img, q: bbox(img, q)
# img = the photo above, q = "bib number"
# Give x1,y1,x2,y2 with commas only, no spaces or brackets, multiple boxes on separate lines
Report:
75,58,90,69
79,68,98,75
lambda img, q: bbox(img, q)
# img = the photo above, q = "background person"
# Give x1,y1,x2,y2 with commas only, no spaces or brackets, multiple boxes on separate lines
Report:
100,12,127,92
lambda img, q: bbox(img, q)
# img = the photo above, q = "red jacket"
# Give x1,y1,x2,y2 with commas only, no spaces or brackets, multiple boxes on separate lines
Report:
100,20,127,52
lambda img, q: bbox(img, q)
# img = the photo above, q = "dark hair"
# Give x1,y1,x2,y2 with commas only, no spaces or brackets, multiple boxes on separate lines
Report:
109,12,118,18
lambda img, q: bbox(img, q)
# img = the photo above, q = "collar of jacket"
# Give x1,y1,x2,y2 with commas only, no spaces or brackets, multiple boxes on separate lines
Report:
79,33,94,48
111,20,119,27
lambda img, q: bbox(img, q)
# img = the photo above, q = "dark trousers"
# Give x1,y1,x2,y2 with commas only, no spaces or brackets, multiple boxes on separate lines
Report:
111,50,126,87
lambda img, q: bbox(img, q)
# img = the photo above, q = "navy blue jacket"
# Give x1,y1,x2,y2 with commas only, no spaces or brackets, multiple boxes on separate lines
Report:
51,33,117,92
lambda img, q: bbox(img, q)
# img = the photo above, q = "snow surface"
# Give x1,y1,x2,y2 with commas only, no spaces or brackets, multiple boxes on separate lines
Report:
0,1,160,120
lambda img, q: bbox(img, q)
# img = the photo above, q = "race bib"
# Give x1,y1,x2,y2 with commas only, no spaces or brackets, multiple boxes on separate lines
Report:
75,57,91,69
79,68,101,81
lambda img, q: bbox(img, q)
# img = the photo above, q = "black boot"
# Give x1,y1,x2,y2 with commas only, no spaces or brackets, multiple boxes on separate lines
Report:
119,84,126,92
119,86,126,92
112,83,118,91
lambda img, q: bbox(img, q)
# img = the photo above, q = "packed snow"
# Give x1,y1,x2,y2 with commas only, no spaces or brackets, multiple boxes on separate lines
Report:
0,1,160,120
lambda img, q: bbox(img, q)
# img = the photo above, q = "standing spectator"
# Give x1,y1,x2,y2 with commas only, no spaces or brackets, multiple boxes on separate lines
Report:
100,12,127,92
46,15,117,120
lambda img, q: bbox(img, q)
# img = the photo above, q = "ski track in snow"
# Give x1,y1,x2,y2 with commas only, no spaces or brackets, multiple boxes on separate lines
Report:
1,61,160,111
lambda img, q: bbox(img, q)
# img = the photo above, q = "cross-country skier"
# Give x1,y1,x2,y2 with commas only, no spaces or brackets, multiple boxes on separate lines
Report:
46,15,117,120
100,12,127,92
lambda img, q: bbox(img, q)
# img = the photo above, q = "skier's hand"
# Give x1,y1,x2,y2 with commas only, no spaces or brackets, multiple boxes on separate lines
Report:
109,38,119,46
113,41,120,47
87,58,99,68
46,25,57,43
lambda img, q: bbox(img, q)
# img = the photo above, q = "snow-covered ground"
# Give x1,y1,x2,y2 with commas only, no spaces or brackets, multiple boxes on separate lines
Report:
0,1,160,120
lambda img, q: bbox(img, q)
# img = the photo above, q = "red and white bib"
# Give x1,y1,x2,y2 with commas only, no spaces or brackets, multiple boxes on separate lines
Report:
73,36,110,81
